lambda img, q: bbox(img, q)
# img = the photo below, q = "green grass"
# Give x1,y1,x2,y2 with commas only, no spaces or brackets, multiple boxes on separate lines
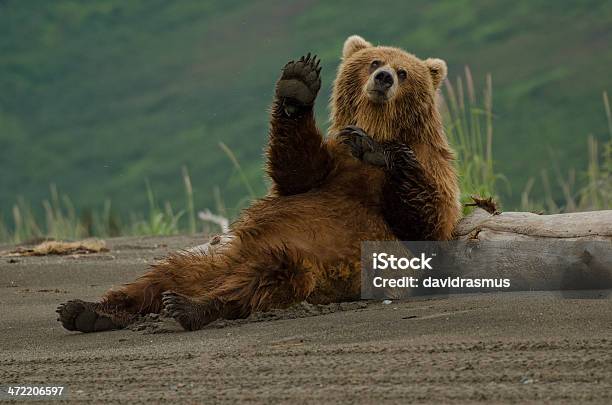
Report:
442,71,611,215
441,68,507,212
0,170,223,244
519,92,612,213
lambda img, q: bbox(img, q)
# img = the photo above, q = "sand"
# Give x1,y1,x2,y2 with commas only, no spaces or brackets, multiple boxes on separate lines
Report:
1,235,611,404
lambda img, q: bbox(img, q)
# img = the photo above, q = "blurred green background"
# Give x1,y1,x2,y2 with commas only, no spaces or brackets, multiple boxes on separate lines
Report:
1,0,611,229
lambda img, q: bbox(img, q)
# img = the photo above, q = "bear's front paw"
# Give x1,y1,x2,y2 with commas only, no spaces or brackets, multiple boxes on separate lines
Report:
275,53,321,116
338,125,387,167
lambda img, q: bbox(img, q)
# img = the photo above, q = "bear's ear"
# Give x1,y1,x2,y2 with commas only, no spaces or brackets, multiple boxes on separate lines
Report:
343,35,372,59
425,58,447,90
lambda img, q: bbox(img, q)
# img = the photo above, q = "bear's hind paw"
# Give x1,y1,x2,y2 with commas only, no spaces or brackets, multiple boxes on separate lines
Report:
56,300,117,333
162,291,219,331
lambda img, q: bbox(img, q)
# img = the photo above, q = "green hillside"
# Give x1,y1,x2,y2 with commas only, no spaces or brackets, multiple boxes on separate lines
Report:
1,0,611,223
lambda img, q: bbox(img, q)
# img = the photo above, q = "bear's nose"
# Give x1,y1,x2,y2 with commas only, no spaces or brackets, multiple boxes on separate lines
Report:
374,70,394,89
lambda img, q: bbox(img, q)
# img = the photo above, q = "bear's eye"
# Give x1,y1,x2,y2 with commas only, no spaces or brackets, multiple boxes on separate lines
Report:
397,69,407,81
370,60,382,70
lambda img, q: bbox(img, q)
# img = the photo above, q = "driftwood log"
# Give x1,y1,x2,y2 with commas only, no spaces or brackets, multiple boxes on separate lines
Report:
450,208,612,292
455,208,612,242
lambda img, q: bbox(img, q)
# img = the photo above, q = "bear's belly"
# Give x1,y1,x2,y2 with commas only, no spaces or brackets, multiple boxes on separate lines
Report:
237,189,394,267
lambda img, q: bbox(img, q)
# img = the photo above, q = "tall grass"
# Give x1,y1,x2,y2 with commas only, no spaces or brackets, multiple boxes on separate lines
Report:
0,172,200,244
520,91,612,212
580,91,612,209
441,69,611,214
440,67,507,211
0,186,90,243
0,158,243,244
129,179,185,236
218,141,257,199
182,166,196,234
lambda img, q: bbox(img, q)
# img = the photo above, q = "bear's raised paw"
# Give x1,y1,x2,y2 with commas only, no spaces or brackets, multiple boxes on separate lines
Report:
276,53,321,115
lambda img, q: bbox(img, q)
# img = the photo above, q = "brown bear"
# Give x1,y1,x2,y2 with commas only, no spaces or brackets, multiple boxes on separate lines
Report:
56,35,460,332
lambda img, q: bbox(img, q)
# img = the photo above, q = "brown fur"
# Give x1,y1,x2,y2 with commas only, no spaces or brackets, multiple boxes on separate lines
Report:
331,36,460,240
57,36,460,331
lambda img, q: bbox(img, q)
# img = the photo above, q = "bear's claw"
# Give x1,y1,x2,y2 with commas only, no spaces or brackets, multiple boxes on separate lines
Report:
276,53,322,115
56,299,117,333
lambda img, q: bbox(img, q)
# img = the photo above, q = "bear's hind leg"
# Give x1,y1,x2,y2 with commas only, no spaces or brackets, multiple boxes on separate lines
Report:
57,250,227,333
56,271,172,333
162,252,317,331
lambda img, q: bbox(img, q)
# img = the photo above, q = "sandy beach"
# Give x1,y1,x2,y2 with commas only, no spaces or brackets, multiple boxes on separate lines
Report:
1,235,611,403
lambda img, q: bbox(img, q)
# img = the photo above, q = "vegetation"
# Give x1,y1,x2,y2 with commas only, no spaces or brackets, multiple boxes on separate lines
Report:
518,92,612,213
1,1,611,243
443,72,612,215
441,68,503,209
2,1,612,216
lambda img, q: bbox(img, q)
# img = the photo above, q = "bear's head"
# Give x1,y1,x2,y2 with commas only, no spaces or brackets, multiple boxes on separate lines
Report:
331,35,447,144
